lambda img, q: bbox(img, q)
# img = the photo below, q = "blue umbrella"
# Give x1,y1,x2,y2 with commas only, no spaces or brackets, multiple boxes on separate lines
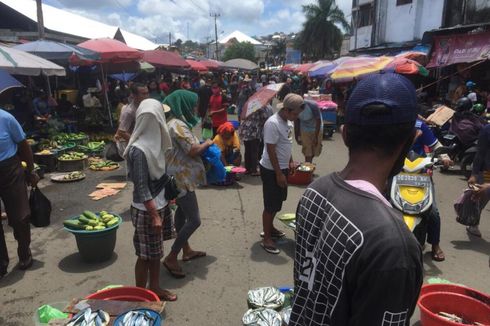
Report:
13,40,100,62
0,68,23,93
109,73,137,82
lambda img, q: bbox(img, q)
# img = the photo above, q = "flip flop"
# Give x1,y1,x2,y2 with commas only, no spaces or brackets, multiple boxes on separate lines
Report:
260,231,286,239
162,261,186,279
261,243,280,254
431,249,445,262
182,251,206,262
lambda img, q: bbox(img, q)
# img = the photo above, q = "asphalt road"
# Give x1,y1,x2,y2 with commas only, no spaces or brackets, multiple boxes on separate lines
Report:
1,128,489,325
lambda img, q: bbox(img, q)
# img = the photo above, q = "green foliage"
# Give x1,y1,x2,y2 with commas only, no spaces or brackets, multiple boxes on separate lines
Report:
222,42,256,62
295,0,350,60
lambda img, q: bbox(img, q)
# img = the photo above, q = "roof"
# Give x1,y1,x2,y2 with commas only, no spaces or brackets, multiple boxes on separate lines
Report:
218,30,262,45
0,0,157,50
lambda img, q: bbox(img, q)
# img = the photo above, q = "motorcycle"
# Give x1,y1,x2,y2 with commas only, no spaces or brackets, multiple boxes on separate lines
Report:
390,151,435,245
435,136,477,178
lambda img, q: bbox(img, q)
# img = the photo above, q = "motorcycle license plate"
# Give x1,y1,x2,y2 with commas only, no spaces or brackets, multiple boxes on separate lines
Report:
395,174,431,187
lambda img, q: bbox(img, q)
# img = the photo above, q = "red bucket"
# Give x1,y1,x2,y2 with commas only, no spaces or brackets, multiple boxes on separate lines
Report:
418,292,490,326
288,170,313,185
419,284,490,305
86,286,160,302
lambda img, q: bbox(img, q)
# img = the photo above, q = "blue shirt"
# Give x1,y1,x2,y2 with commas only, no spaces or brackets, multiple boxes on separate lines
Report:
33,97,50,116
0,109,26,161
412,120,438,155
298,100,322,132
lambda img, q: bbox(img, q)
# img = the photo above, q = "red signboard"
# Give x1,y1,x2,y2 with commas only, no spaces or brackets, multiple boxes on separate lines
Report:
427,31,490,68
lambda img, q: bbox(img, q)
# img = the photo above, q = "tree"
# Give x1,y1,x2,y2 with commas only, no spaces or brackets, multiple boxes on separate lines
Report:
295,0,350,60
174,39,183,51
222,41,256,62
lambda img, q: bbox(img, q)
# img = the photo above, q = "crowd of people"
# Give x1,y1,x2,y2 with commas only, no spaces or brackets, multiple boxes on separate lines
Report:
1,67,490,325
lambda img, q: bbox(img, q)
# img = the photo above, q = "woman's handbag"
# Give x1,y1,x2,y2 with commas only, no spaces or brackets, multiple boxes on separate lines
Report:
163,174,180,201
106,141,124,162
454,190,482,226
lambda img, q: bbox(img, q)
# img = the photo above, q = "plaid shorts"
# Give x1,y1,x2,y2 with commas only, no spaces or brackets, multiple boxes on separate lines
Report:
131,205,175,260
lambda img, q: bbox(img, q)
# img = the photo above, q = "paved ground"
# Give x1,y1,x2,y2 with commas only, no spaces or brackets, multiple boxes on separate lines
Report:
1,127,489,325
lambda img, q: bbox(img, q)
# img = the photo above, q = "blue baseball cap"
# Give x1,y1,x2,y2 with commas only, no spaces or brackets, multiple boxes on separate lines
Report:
346,72,418,125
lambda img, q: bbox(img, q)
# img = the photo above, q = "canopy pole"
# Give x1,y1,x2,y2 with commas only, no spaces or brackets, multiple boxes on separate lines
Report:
46,75,52,96
100,64,113,128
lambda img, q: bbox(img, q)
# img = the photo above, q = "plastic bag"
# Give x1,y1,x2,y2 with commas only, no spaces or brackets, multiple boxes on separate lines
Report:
29,187,51,227
454,190,481,226
37,304,68,323
247,287,285,309
202,127,213,140
201,144,226,184
242,308,282,326
106,141,124,162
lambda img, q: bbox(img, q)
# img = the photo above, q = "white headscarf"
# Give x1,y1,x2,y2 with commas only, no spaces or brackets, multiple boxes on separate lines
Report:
124,98,172,180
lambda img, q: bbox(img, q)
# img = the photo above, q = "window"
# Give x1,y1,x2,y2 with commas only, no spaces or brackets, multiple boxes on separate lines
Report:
354,4,373,28
396,0,412,5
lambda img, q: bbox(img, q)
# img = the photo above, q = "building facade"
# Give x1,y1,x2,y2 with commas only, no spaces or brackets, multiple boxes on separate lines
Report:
350,0,490,52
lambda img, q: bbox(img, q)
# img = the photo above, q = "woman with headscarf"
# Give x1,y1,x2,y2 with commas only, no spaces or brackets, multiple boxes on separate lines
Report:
162,90,213,278
124,98,176,301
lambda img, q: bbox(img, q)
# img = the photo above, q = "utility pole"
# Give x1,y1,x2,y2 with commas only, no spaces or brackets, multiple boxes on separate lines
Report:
169,32,172,46
36,0,45,39
210,12,221,60
187,22,190,40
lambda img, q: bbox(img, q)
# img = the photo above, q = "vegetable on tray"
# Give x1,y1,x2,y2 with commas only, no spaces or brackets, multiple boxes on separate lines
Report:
63,210,120,232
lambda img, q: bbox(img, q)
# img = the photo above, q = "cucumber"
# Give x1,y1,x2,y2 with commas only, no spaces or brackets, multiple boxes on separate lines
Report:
106,218,119,227
79,216,98,226
94,225,106,230
83,210,98,220
63,220,85,230
85,225,94,231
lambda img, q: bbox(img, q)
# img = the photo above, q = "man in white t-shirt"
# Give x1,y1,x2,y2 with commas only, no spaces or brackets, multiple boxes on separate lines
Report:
259,93,304,254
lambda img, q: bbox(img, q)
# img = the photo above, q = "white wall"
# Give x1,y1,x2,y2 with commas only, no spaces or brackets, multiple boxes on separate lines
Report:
383,0,444,43
350,25,372,50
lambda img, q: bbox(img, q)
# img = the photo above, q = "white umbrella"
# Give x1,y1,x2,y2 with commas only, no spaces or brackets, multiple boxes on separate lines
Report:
222,58,259,71
0,44,66,76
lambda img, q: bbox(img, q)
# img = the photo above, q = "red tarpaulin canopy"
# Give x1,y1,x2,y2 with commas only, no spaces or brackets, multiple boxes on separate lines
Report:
186,59,208,72
77,38,142,62
142,50,190,69
427,31,490,68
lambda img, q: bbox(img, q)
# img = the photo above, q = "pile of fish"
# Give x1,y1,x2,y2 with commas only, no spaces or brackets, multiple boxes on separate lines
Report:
66,308,109,326
117,310,157,326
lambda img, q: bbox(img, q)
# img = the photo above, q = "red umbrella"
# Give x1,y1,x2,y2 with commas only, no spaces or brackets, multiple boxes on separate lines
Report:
77,38,142,62
200,59,222,71
142,50,190,69
241,83,284,120
295,63,315,74
186,59,208,72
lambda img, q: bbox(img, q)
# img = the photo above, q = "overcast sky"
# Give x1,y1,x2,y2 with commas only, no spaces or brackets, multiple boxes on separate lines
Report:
43,0,352,44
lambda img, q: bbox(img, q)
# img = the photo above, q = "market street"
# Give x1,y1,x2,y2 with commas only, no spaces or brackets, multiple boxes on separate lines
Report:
1,127,489,326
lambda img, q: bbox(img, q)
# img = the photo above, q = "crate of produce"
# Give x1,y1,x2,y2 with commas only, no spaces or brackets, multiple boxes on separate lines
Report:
63,211,122,263
57,152,88,172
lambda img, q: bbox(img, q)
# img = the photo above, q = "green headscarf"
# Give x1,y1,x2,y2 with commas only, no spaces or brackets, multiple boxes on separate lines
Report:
163,90,200,128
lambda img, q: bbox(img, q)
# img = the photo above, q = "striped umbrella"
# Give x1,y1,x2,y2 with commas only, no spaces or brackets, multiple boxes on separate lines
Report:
396,51,428,65
330,56,394,82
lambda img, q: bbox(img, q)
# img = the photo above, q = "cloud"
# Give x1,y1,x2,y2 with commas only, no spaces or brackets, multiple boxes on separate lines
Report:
54,0,133,10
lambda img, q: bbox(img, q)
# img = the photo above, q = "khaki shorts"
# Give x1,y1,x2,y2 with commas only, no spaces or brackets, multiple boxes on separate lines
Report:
301,131,323,157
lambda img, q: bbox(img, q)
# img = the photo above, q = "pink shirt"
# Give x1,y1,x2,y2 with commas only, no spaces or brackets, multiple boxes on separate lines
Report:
345,180,392,207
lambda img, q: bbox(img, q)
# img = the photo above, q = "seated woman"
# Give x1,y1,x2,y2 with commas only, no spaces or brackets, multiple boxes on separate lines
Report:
213,122,242,166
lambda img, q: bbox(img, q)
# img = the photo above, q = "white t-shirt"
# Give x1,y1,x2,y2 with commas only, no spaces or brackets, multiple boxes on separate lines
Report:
260,113,293,170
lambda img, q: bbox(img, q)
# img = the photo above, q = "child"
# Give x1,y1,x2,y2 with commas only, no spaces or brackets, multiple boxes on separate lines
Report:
213,122,241,166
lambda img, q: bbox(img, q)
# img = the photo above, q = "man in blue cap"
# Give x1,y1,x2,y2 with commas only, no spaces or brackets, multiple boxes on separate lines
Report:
290,73,423,326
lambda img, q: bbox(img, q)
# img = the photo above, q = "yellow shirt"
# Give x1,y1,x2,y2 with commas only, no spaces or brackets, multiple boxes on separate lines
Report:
213,132,240,152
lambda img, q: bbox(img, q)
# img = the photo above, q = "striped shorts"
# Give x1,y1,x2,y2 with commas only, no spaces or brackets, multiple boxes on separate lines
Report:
131,205,174,260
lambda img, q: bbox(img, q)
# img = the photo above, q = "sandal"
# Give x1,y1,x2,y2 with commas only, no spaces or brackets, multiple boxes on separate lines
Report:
155,289,177,302
163,261,186,279
260,231,286,239
261,243,280,255
182,251,206,262
431,249,445,262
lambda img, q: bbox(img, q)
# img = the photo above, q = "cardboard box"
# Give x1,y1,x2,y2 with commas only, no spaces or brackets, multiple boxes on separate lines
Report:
426,106,455,126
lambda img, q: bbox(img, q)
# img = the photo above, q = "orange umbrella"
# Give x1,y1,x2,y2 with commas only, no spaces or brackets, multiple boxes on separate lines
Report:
396,51,428,65
387,58,429,76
